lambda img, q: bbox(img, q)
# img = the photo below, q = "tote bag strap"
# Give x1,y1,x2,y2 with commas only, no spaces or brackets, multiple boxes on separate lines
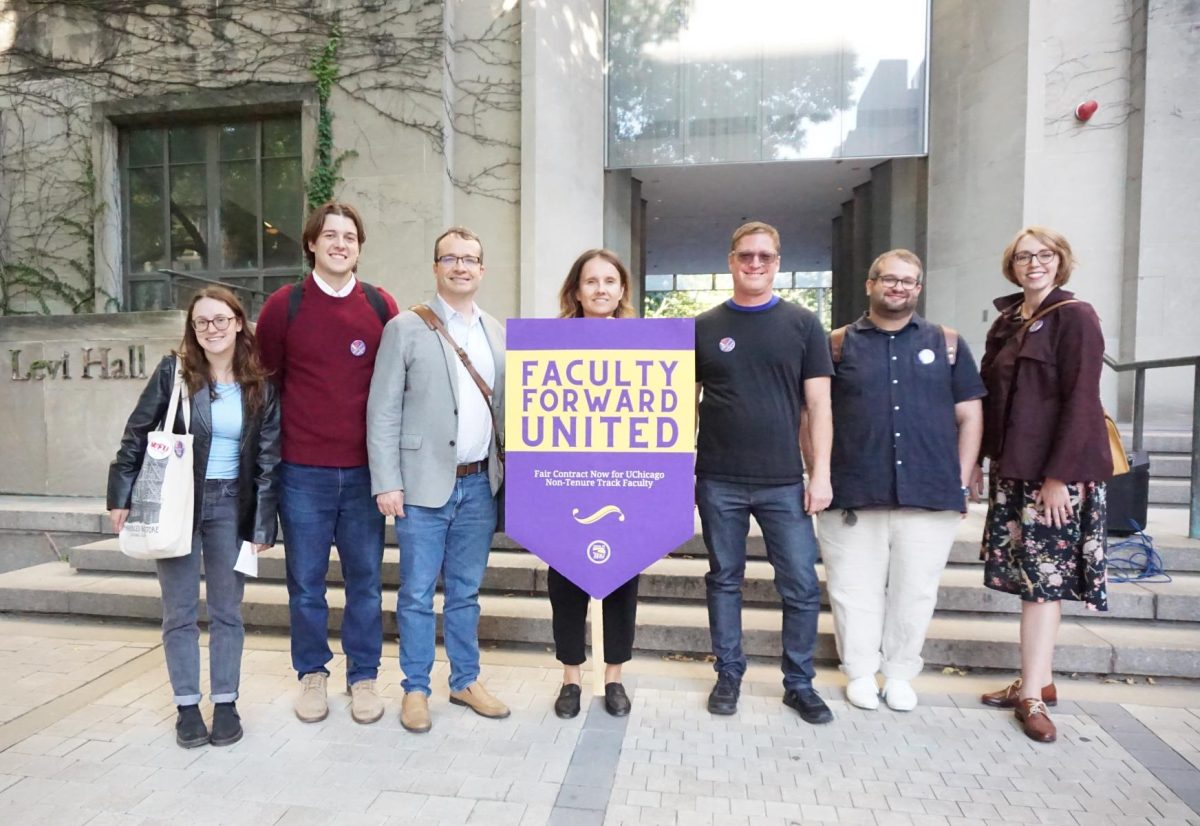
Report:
163,356,192,434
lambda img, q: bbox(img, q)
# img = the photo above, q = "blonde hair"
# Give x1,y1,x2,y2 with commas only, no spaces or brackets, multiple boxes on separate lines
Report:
729,221,780,253
1001,226,1075,286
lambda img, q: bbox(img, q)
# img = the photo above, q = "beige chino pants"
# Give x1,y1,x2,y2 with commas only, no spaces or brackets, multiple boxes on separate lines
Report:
817,508,960,681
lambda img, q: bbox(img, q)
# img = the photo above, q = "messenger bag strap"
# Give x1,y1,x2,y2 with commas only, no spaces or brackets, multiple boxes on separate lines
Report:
1021,299,1080,332
410,304,503,458
830,324,851,364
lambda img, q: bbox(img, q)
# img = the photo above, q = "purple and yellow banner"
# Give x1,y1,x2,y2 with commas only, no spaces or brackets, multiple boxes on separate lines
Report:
505,318,696,598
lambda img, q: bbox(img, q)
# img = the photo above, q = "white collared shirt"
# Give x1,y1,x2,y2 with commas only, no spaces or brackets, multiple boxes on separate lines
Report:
312,271,357,297
435,294,495,464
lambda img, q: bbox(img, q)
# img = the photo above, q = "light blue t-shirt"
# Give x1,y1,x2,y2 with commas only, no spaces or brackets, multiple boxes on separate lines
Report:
205,382,243,480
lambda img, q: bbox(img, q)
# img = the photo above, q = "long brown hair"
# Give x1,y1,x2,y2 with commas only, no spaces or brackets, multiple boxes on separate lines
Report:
558,249,635,318
178,287,270,414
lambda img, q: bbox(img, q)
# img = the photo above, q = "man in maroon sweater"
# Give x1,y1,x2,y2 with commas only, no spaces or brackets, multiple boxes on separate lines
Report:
256,201,399,725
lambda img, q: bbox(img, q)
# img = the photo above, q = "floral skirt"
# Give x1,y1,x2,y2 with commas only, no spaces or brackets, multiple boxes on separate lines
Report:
980,475,1108,610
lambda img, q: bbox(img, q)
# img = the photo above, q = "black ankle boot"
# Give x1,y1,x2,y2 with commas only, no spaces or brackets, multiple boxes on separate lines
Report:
210,702,243,747
175,704,209,748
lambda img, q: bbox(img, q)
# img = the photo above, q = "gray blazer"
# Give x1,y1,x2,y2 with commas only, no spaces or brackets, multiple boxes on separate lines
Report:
366,300,505,508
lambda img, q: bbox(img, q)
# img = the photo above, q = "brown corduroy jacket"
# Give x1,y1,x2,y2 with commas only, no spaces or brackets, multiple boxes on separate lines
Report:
980,288,1112,483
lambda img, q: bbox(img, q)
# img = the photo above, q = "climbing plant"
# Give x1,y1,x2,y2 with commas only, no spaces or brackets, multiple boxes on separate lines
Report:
306,26,356,209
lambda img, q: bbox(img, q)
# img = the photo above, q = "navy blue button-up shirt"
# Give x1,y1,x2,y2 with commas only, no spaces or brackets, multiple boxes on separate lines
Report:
829,314,985,512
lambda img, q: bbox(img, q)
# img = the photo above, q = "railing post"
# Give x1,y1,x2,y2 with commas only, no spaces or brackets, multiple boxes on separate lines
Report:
1191,362,1200,539
1133,368,1146,453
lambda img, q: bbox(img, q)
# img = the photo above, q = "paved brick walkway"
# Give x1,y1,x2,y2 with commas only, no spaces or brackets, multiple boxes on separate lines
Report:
0,619,1197,825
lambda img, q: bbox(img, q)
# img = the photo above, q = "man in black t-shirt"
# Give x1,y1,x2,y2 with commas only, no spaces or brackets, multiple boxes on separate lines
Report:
695,221,835,723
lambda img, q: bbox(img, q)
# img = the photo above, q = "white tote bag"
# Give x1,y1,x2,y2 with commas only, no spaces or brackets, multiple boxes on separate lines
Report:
119,360,195,560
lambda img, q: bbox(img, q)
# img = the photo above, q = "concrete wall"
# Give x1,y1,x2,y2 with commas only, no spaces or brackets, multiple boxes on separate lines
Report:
0,313,185,496
519,0,606,319
0,2,521,319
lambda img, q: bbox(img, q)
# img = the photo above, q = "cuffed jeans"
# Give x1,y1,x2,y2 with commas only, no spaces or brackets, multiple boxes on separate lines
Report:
696,478,821,692
817,508,959,681
393,471,496,695
157,478,244,706
280,462,384,685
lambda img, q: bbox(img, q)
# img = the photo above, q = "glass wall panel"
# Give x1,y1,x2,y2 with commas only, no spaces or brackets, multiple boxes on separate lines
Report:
221,159,258,269
608,0,928,166
169,164,207,270
128,167,165,273
262,156,303,269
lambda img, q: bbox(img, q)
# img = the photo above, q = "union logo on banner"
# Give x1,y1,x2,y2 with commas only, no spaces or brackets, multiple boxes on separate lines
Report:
504,318,696,598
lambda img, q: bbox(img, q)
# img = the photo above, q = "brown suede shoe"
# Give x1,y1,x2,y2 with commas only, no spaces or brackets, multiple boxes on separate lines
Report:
449,681,511,719
1014,698,1057,743
400,692,431,733
981,678,1057,708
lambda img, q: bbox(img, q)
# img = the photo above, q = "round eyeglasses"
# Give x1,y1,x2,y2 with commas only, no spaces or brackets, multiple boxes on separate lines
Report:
1012,250,1057,266
192,316,234,332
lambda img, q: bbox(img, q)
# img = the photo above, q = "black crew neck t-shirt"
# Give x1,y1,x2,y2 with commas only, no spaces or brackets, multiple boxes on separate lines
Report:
695,298,833,484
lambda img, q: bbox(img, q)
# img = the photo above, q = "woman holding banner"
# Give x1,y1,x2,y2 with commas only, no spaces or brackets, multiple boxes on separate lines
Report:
549,249,640,718
108,287,280,749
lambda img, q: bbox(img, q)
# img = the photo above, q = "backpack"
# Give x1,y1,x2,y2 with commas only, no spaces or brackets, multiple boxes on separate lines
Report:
285,280,391,327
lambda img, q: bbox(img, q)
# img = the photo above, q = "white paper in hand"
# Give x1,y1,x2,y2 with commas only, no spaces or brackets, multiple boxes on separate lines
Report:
234,541,258,577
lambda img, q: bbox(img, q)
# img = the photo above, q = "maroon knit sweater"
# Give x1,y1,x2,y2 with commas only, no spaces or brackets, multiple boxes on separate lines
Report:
257,276,399,467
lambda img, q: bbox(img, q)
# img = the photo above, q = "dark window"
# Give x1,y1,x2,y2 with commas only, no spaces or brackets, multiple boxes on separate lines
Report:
122,116,304,315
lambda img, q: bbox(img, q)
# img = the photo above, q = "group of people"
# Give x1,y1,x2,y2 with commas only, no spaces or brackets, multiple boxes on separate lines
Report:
108,202,1112,750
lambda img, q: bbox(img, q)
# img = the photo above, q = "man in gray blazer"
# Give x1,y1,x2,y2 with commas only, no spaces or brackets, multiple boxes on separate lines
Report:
367,226,507,733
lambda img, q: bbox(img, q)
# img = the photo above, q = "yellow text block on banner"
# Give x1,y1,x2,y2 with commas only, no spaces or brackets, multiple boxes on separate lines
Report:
506,349,695,453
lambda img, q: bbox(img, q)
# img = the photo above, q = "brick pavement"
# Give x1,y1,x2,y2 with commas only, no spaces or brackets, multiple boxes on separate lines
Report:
0,620,1197,825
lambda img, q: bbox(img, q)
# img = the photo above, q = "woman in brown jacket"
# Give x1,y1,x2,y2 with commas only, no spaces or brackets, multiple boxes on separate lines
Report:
972,226,1111,744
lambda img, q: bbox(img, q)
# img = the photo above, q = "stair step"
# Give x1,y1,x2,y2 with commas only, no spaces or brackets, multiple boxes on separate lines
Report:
1147,453,1191,479
1119,429,1193,454
1,561,1197,678
65,540,1198,622
1150,478,1191,505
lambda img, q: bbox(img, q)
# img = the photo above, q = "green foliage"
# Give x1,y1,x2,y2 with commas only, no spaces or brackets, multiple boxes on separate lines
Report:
643,289,832,329
306,26,357,209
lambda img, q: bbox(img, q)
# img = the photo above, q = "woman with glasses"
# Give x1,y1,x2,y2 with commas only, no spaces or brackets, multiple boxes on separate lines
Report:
548,249,640,720
109,287,280,748
971,227,1111,743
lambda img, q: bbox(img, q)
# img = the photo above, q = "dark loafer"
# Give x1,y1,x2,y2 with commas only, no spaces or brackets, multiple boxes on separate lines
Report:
604,682,631,717
981,678,1058,708
555,684,582,719
707,673,740,715
210,701,243,747
175,704,210,749
783,688,834,725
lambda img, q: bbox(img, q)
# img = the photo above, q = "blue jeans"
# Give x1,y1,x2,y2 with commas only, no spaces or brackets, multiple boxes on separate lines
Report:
280,462,384,685
696,478,821,692
157,479,244,705
393,471,496,695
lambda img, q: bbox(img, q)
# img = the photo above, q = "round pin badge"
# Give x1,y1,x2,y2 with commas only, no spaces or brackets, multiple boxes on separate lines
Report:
586,540,611,564
719,337,736,353
918,348,936,364
1029,319,1045,333
350,339,366,357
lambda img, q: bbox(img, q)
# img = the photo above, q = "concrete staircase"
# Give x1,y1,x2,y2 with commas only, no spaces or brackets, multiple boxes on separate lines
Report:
1123,428,1194,507
1,496,1198,678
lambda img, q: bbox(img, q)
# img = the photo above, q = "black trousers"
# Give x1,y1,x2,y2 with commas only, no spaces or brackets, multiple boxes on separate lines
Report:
547,568,639,666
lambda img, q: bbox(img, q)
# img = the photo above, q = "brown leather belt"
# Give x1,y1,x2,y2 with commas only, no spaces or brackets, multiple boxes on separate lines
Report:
456,459,488,478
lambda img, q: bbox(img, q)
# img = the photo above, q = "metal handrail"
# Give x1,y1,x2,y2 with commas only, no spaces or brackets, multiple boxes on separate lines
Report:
1103,353,1200,538
156,268,273,299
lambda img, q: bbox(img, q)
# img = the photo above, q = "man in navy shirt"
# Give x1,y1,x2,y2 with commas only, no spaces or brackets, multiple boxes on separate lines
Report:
817,249,984,712
695,221,835,723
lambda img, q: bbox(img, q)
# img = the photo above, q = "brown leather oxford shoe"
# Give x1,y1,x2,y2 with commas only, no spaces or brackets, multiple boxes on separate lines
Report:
1014,698,1057,743
981,677,1057,708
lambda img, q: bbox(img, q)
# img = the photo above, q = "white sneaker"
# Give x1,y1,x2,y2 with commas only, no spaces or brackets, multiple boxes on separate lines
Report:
845,676,880,710
882,679,918,712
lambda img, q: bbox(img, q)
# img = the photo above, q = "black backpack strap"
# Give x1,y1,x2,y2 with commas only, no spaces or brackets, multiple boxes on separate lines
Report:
286,279,390,328
361,282,391,327
286,281,304,326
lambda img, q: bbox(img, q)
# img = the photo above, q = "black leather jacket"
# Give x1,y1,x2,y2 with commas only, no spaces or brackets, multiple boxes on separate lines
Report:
107,355,282,546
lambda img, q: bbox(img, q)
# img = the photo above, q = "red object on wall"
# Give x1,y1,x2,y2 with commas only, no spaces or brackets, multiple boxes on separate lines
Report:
1074,100,1099,121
